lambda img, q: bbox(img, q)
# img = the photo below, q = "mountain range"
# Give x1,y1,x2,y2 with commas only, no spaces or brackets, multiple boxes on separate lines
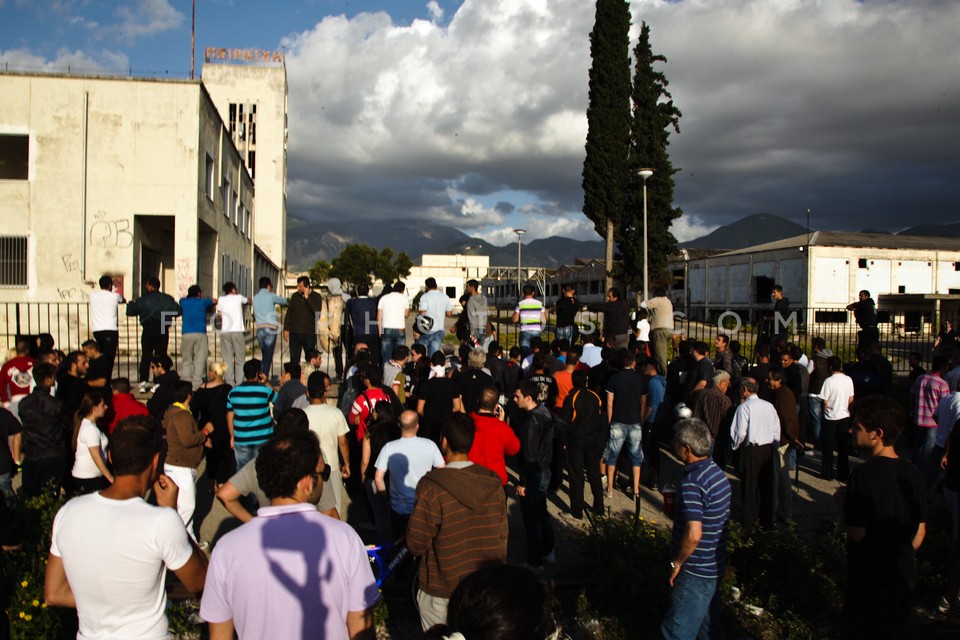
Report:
285,214,960,270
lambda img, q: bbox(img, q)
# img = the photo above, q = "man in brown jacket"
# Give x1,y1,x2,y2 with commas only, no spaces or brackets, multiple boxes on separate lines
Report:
768,369,799,525
163,381,213,544
407,412,507,632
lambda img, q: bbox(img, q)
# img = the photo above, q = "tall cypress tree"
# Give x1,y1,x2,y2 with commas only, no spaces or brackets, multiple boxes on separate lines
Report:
582,0,632,292
616,21,682,294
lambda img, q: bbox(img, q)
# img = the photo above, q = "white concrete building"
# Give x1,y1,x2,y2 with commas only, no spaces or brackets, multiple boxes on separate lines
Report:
668,232,960,332
202,58,287,277
0,71,257,305
407,254,489,309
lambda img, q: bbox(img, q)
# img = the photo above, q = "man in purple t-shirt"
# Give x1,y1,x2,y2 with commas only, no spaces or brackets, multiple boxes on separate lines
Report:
200,431,380,639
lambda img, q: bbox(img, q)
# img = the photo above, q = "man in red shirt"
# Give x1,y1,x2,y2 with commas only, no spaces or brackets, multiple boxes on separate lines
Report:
0,338,36,420
469,386,520,487
106,378,149,435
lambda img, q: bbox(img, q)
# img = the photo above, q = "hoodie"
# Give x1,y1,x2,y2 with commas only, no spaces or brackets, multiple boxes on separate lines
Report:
406,462,508,597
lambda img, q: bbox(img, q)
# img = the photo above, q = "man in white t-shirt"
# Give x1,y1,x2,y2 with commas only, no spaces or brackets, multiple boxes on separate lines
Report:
89,274,125,374
375,410,445,538
303,371,351,515
44,416,207,638
217,282,249,386
417,278,452,358
378,281,411,368
818,355,856,481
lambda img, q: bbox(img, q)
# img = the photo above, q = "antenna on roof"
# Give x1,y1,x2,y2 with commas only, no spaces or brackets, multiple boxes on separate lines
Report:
190,0,196,80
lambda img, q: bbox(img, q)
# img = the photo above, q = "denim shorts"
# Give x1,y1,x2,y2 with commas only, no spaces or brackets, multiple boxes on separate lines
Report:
603,422,644,467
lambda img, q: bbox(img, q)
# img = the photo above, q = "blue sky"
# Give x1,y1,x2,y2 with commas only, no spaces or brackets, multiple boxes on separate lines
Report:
2,0,958,246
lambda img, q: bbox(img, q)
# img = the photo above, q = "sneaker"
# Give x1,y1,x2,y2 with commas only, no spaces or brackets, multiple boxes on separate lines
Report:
604,488,614,499
543,550,557,565
150,383,160,394
138,382,149,394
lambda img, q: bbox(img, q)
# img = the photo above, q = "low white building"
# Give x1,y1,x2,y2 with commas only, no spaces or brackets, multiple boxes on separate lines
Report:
668,232,960,333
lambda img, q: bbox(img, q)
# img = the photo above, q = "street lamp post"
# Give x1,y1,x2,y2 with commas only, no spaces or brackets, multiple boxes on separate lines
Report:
514,228,526,301
638,169,654,301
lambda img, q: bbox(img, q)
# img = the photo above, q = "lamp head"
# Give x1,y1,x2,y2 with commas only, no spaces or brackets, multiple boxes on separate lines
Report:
638,169,654,180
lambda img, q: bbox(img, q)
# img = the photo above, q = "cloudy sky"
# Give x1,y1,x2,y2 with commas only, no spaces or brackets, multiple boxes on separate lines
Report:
2,0,958,245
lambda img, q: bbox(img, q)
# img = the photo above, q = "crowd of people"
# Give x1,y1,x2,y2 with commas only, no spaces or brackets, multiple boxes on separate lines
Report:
0,276,955,639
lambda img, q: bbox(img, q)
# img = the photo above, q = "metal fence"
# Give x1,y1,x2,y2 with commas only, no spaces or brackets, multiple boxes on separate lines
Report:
2,301,953,379
486,303,954,374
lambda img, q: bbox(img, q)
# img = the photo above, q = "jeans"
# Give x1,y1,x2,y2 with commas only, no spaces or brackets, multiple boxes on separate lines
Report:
603,422,644,467
519,469,554,567
418,331,445,359
288,332,317,365
915,425,939,488
234,444,262,470
380,328,405,365
518,330,540,359
808,396,823,446
661,572,724,640
257,327,279,375
555,325,574,343
0,472,12,498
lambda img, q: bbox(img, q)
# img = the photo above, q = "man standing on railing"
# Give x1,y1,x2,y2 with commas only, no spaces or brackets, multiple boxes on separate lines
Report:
641,287,674,377
217,283,249,387
846,290,879,354
512,285,546,359
179,285,215,389
126,277,179,393
252,277,287,378
283,276,324,366
89,275,124,376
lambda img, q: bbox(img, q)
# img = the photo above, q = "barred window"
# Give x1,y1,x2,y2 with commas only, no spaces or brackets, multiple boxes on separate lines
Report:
0,236,28,287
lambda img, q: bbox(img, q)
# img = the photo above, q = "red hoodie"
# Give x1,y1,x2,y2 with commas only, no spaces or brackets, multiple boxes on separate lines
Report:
0,356,35,402
107,393,150,435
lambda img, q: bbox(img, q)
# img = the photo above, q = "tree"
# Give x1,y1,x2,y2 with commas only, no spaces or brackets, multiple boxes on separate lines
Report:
582,0,633,293
307,259,331,288
328,244,413,289
616,21,683,295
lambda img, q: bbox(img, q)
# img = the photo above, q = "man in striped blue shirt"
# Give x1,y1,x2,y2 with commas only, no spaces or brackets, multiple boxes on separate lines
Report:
226,359,279,468
662,418,732,640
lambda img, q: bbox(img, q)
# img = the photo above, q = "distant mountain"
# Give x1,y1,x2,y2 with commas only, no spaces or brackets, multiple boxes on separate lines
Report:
679,213,809,250
898,222,960,238
285,217,604,270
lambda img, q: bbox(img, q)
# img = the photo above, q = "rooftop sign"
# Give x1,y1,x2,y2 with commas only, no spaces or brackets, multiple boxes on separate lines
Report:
204,47,284,64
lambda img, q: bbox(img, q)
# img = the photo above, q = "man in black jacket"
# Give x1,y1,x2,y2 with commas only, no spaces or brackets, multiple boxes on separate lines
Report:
514,379,556,569
18,363,69,497
562,370,604,519
282,275,324,365
126,277,180,391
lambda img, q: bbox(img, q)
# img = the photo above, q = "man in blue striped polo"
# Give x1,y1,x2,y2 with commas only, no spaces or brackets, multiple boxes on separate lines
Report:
662,418,732,640
226,359,279,468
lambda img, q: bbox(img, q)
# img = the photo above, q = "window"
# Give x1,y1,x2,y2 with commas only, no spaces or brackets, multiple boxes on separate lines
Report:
222,179,231,218
205,154,215,200
232,191,239,227
898,285,906,294
445,286,456,299
0,135,29,180
0,236,28,287
244,207,251,237
247,150,256,179
814,310,847,324
858,258,868,269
